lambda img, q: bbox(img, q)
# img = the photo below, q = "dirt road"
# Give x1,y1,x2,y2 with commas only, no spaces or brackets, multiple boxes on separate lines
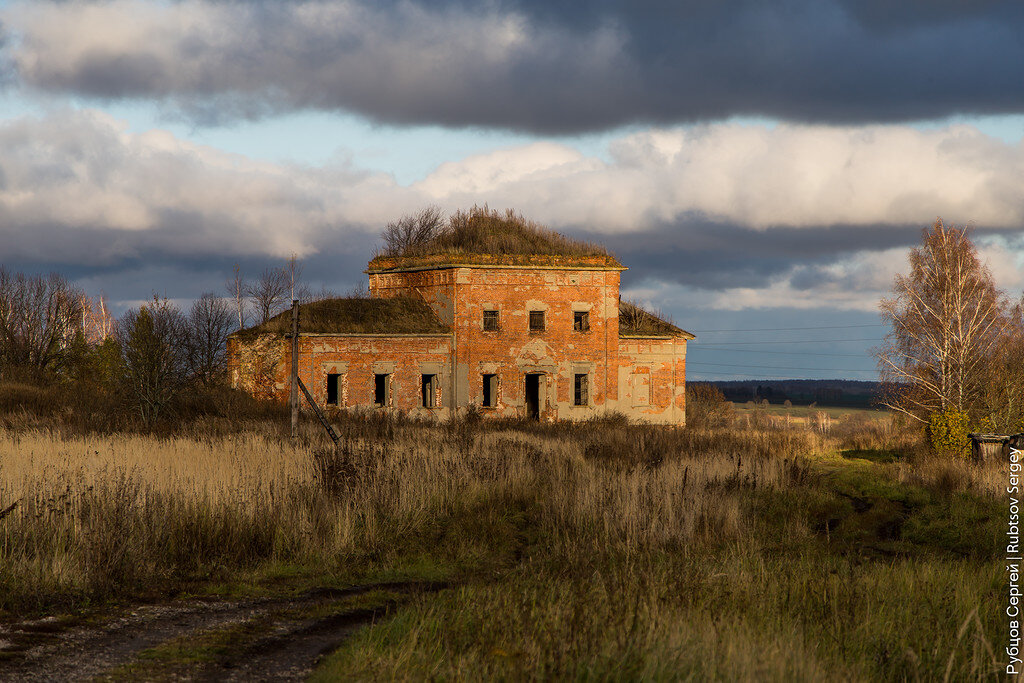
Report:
0,582,442,681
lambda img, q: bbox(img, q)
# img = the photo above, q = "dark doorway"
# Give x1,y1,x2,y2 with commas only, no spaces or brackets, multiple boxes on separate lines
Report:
482,374,498,407
326,373,340,405
525,373,541,420
374,374,389,406
421,374,436,408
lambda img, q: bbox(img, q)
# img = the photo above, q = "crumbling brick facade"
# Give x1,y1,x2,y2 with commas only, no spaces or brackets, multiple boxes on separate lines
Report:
227,254,694,424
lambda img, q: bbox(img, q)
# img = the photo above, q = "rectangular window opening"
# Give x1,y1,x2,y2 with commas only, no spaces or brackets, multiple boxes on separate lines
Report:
574,373,589,406
421,374,437,408
482,374,498,407
483,309,499,331
529,310,545,332
326,373,340,405
573,311,590,332
374,373,390,407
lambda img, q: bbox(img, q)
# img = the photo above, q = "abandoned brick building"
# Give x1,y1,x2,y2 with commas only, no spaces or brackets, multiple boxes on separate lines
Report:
227,214,695,424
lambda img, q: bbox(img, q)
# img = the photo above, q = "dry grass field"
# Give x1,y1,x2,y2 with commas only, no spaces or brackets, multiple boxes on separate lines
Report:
0,410,1010,680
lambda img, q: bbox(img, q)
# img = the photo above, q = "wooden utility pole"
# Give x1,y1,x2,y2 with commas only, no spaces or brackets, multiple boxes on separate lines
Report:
290,299,299,443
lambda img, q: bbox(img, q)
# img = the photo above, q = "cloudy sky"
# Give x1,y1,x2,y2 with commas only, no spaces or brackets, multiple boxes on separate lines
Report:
1,0,1022,381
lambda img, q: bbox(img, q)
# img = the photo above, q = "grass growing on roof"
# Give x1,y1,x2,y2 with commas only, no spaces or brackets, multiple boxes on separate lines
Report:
370,206,620,266
618,299,687,336
233,296,448,339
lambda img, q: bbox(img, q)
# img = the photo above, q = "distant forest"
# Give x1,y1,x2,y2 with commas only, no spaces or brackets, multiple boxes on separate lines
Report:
704,379,881,408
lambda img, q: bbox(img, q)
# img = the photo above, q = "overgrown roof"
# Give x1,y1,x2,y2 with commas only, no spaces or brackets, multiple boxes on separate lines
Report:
232,296,449,339
368,206,621,270
619,301,694,339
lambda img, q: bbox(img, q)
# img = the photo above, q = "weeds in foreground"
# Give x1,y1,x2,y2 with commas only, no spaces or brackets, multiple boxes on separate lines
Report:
0,414,1010,679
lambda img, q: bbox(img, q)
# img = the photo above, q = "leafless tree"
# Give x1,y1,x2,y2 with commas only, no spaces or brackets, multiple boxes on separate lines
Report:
118,297,188,424
246,267,290,325
286,253,304,301
978,296,1024,432
225,264,248,331
80,293,114,344
0,268,84,379
877,220,1009,423
184,293,235,385
380,206,445,256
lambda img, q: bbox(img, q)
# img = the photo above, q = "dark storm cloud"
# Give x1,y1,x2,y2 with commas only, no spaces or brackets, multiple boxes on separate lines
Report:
5,0,1024,132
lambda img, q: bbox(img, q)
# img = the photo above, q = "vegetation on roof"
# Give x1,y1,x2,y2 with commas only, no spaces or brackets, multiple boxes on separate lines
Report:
233,296,448,339
619,300,691,337
369,206,620,267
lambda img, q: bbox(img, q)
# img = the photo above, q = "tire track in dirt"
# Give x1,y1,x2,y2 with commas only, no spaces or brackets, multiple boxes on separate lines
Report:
0,581,445,682
210,606,392,682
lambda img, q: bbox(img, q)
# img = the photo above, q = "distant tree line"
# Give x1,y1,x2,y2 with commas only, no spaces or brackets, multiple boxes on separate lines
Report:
0,251,341,426
0,268,234,424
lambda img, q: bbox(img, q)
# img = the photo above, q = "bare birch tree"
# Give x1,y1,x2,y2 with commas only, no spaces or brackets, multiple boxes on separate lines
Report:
80,293,114,344
286,253,303,302
877,220,1008,423
226,264,248,331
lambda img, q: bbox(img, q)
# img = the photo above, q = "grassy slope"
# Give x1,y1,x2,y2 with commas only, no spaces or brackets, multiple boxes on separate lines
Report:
314,444,1004,681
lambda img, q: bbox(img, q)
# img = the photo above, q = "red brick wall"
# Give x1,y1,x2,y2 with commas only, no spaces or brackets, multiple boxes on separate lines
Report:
228,262,687,424
454,267,621,420
370,264,623,419
616,337,688,424
368,268,457,324
229,332,452,417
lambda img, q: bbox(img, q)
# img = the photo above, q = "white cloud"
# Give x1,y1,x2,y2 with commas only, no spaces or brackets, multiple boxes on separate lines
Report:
0,109,1021,313
417,142,594,198
417,123,1024,232
628,242,1023,314
0,108,420,264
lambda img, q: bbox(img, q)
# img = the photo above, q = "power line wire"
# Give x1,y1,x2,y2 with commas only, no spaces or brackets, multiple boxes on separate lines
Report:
690,346,870,357
691,323,885,333
688,361,875,372
692,338,882,345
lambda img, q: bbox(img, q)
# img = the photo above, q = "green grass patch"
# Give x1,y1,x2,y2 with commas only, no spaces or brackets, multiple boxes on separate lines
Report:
317,449,1005,680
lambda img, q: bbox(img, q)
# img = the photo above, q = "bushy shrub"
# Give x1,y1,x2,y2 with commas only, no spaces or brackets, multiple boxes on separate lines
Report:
686,383,734,428
926,410,972,456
